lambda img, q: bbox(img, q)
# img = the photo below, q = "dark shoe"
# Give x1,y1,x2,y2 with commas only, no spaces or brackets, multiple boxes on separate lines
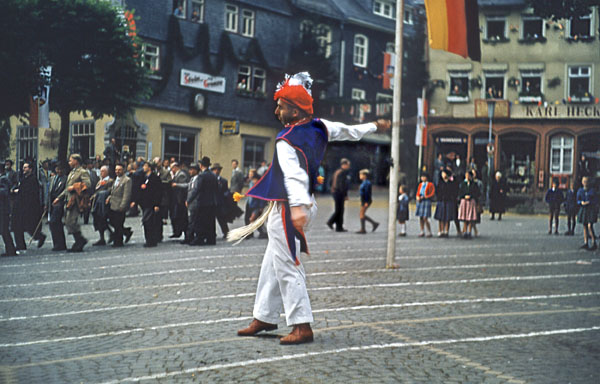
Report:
180,239,190,245
589,243,598,251
398,233,406,237
37,233,46,248
335,228,348,232
169,233,181,239
497,216,502,221
52,247,67,252
356,230,367,234
1,252,17,257
490,216,495,220
92,239,106,246
554,231,559,235
68,232,87,252
124,229,133,243
326,222,334,230
548,230,552,235
280,323,314,345
237,319,277,336
580,243,589,250
372,222,379,232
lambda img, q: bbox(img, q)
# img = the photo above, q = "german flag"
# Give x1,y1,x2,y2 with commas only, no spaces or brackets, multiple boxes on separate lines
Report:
424,0,481,61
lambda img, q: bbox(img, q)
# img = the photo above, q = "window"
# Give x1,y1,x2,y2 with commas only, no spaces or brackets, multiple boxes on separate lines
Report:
569,12,593,39
353,34,368,68
190,0,204,23
241,9,255,37
163,127,197,165
352,88,366,101
404,9,413,24
141,43,160,72
568,66,592,100
486,16,506,40
314,24,332,58
376,93,393,116
225,4,238,32
373,0,395,19
484,72,505,99
520,70,542,98
242,136,268,172
236,65,266,95
71,121,95,160
522,15,543,40
550,135,574,174
172,0,186,19
448,71,469,102
16,126,38,169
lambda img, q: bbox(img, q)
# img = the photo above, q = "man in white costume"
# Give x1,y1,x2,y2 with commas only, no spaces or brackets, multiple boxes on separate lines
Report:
232,72,390,344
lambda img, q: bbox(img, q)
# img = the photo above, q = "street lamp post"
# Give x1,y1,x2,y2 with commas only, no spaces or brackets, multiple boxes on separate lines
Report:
486,100,496,205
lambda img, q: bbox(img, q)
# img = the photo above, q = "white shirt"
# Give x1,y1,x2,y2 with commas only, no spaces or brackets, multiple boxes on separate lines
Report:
277,120,377,207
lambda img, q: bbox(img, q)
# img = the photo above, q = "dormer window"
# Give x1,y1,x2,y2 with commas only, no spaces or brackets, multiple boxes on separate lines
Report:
373,0,395,19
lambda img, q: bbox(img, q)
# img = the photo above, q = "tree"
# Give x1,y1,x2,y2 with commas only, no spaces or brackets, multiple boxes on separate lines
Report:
525,0,599,20
0,0,151,163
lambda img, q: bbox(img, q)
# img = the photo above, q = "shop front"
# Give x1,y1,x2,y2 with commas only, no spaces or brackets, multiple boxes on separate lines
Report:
499,131,538,195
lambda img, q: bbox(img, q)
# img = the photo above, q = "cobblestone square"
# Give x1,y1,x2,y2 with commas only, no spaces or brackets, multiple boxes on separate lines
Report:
0,193,599,383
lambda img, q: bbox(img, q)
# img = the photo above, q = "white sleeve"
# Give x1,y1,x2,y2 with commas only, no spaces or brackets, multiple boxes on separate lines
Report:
321,119,377,142
276,140,312,207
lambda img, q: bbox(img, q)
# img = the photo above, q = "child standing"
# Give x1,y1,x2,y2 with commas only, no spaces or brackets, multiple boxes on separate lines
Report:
356,169,379,234
457,171,480,239
577,176,598,250
397,185,409,236
415,173,435,237
545,179,564,235
564,180,578,236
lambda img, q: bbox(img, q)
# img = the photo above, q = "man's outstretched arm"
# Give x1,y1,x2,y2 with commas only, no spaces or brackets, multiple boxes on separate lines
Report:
322,118,391,142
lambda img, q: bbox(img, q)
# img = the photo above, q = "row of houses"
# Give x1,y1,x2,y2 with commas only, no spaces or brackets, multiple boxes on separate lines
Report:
8,0,424,186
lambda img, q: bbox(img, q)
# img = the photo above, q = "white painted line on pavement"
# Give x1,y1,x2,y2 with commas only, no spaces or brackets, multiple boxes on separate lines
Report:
96,326,600,383
1,258,596,303
0,250,588,288
1,292,597,348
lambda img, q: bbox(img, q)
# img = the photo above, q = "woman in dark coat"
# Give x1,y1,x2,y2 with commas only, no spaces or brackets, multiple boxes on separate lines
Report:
11,162,46,250
434,169,456,237
489,171,507,220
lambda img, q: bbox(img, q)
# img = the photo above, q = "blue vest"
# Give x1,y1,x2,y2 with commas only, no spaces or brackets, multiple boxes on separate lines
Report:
246,118,328,264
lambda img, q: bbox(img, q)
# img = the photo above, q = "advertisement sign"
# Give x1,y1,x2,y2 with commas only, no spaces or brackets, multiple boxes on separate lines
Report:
180,69,226,93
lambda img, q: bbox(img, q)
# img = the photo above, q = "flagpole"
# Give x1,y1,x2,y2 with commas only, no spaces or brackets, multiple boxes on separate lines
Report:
386,0,404,269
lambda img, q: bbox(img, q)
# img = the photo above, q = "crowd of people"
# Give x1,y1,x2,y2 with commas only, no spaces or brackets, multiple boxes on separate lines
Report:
0,153,248,256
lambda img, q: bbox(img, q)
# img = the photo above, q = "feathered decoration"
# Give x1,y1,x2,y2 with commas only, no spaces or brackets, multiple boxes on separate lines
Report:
227,201,275,244
274,72,314,115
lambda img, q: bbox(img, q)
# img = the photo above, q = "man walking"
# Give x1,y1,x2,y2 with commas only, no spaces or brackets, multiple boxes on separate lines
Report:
53,154,91,252
169,162,189,239
191,157,219,246
211,163,230,239
327,158,352,232
48,162,67,251
107,163,132,248
0,164,17,257
234,72,389,344
12,161,46,250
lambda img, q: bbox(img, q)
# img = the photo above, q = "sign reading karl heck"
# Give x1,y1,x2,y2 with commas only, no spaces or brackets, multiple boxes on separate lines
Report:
180,69,226,93
512,104,600,119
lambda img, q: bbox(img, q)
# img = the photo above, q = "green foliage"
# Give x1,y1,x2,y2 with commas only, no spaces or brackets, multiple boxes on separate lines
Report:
0,0,152,161
525,0,599,20
0,120,11,160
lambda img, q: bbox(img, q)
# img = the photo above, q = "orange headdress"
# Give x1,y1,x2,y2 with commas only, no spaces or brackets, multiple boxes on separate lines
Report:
273,72,314,115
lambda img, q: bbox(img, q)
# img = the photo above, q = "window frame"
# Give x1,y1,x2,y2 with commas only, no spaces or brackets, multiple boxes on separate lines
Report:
447,71,470,102
375,93,393,116
521,14,545,41
568,65,592,101
16,125,38,170
242,135,270,174
568,11,594,39
241,9,255,37
373,0,395,19
161,125,198,165
70,120,96,161
236,64,266,96
141,42,160,72
315,24,332,58
190,0,205,23
519,70,543,103
225,4,239,33
404,9,413,24
550,135,574,175
353,34,369,68
483,71,505,99
351,88,366,101
485,15,507,41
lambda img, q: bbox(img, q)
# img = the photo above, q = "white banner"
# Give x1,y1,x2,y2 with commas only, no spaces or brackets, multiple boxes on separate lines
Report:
34,66,52,128
415,97,423,146
180,69,226,93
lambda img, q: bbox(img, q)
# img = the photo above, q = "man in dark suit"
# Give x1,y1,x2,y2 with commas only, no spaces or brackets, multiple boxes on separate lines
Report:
191,157,219,246
0,164,17,256
211,163,229,239
48,162,68,251
130,162,162,247
12,161,46,250
169,162,189,239
326,158,351,232
185,163,201,244
107,163,132,247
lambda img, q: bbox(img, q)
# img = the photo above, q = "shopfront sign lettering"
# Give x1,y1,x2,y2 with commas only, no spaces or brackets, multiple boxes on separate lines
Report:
515,104,600,119
180,69,226,93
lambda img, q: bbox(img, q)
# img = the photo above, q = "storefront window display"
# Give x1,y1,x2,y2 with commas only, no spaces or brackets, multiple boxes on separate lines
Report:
500,132,537,194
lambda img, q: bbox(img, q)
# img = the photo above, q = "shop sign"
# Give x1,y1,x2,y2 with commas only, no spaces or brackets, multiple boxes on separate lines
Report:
435,137,467,144
512,104,600,119
180,69,226,93
220,120,239,135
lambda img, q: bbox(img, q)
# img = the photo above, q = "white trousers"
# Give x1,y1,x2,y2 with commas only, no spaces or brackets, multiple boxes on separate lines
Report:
253,200,317,326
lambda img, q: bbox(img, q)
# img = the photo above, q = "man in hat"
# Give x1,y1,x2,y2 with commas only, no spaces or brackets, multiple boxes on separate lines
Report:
235,72,390,344
211,163,230,239
183,163,201,244
190,157,218,246
129,161,162,247
169,162,189,239
53,154,91,252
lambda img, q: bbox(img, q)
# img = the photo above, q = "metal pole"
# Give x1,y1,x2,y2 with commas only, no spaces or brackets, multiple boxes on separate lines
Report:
416,86,426,184
487,100,495,204
386,0,404,269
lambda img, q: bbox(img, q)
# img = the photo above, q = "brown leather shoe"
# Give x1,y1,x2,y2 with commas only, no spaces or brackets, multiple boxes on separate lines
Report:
237,319,277,336
280,323,314,345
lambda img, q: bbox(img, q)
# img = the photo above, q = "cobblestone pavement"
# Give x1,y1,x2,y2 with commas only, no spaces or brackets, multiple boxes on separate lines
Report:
0,192,599,383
